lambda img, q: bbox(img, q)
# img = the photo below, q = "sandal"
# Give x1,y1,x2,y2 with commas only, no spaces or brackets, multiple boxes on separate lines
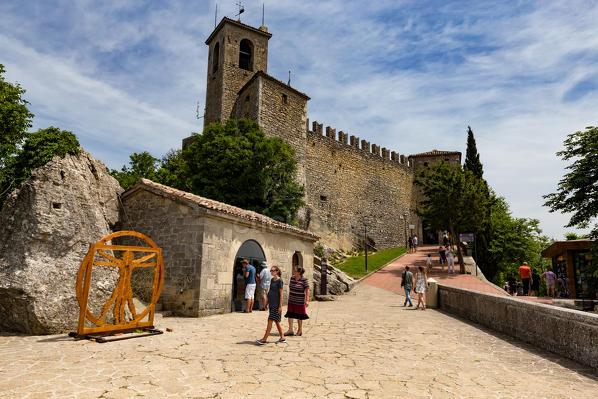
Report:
296,332,302,336
285,331,294,336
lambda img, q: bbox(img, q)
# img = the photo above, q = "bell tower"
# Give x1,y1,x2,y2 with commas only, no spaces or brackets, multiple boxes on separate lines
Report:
204,17,272,126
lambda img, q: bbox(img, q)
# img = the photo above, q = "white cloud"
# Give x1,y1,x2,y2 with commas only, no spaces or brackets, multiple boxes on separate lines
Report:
1,0,596,239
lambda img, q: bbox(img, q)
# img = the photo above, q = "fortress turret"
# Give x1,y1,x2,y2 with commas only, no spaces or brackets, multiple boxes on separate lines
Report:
204,17,271,125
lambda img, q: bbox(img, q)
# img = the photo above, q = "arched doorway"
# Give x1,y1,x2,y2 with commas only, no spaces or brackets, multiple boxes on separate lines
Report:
232,240,266,312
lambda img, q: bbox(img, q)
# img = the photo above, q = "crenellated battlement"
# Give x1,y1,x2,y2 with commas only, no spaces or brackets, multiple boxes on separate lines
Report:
306,118,411,167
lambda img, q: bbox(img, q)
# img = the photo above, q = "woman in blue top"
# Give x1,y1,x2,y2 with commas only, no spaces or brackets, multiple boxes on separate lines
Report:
256,266,285,345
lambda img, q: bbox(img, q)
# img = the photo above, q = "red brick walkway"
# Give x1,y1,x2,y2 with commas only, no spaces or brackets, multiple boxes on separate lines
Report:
363,245,507,295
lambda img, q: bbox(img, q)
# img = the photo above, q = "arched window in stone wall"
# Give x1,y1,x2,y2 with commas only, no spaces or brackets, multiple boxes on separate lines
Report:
239,39,253,71
212,42,220,73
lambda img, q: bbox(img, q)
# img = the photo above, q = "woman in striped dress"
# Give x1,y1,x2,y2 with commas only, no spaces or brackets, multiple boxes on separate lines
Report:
284,266,310,336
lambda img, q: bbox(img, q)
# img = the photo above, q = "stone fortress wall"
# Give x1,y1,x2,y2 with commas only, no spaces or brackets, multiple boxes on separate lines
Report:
302,119,416,250
201,17,460,250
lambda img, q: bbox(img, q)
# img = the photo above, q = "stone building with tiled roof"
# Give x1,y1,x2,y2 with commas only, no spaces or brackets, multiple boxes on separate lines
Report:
121,179,317,316
195,17,461,251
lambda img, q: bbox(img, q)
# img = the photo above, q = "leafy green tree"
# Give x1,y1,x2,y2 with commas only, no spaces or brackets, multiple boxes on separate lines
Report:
1,127,80,206
155,149,188,190
113,119,305,223
544,126,598,238
0,65,34,166
415,162,489,273
485,195,552,283
464,126,483,179
110,151,160,190
1,64,35,202
180,119,305,222
463,126,493,275
565,232,589,240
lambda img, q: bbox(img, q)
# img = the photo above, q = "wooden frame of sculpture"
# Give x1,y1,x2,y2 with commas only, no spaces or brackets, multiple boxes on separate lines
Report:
75,231,165,337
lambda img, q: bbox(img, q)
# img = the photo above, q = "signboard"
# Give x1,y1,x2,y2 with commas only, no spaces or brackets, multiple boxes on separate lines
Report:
408,224,415,230
459,233,474,242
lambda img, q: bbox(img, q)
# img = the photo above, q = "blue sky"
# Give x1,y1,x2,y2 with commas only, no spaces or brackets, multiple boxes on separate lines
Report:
2,0,597,240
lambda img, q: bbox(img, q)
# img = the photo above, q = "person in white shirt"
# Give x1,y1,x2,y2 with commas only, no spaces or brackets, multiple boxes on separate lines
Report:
256,261,272,310
446,246,455,273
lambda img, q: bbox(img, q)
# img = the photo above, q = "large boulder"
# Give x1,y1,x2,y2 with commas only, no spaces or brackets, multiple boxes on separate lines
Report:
313,261,357,296
0,151,123,334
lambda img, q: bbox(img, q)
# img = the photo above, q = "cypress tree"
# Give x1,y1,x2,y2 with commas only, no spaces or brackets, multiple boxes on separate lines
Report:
464,126,483,178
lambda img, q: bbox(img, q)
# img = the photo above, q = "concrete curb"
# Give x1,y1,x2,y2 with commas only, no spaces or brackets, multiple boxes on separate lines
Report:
355,250,410,284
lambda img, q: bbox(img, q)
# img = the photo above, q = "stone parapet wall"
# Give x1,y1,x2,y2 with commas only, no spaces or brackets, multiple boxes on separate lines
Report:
438,284,598,369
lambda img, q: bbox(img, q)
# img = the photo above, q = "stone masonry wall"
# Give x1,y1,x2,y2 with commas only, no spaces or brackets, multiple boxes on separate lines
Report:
409,153,462,241
121,189,316,317
232,77,260,122
304,126,417,250
121,190,203,316
198,214,314,316
258,76,308,187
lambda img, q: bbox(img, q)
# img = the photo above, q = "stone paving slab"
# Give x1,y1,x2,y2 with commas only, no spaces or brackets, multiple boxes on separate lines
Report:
1,284,597,398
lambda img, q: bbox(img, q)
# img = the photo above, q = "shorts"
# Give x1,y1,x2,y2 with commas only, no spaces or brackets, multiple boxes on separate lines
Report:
256,284,270,300
245,284,256,299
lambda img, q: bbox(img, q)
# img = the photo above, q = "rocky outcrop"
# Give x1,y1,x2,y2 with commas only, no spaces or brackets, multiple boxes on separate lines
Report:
0,151,123,334
313,260,356,296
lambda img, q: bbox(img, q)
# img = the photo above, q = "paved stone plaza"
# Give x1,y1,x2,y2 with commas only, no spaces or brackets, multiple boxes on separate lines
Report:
1,279,597,398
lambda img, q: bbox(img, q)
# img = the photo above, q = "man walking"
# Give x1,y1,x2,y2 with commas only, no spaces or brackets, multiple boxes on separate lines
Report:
518,262,532,296
401,266,414,307
242,259,257,312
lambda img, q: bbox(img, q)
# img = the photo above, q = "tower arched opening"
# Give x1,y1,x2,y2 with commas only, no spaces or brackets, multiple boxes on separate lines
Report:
239,39,253,71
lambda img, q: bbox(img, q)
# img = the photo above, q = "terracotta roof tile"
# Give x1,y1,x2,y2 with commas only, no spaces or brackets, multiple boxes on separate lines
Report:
122,179,318,240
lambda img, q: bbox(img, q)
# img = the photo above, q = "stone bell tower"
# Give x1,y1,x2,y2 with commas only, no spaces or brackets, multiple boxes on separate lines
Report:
204,17,272,126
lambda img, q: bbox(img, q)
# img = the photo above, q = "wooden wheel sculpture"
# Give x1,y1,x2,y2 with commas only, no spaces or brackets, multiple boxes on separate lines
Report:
75,231,164,338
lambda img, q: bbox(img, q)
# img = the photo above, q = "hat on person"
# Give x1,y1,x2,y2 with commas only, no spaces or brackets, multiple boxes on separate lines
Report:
261,261,267,267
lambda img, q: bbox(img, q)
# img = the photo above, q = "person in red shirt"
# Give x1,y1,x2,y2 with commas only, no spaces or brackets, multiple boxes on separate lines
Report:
519,262,532,296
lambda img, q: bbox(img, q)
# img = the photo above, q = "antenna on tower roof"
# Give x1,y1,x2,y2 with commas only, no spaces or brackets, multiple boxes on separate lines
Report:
262,3,265,26
214,3,218,28
235,1,244,21
288,70,291,86
196,101,204,119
